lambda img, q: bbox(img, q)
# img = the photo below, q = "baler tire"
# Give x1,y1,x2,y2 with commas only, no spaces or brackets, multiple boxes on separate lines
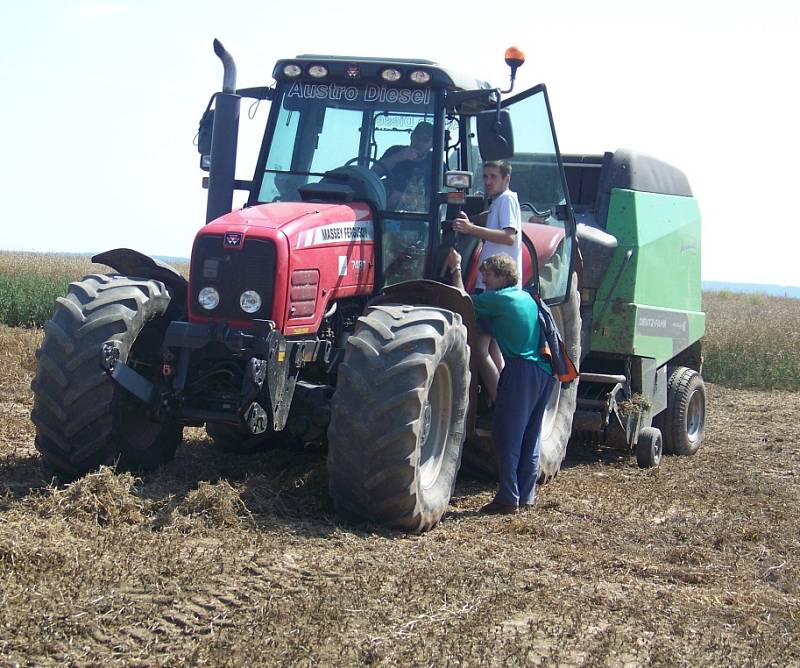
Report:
661,366,706,456
537,272,581,483
327,304,470,533
30,274,182,478
635,426,663,468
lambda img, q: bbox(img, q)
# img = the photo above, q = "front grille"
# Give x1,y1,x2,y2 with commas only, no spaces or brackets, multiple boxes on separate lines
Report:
191,235,276,320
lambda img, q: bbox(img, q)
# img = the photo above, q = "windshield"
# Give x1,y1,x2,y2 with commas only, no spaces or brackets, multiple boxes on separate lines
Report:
256,82,437,213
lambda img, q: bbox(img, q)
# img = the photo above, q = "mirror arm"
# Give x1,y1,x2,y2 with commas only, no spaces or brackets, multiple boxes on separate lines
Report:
444,88,496,111
499,68,518,94
236,86,274,101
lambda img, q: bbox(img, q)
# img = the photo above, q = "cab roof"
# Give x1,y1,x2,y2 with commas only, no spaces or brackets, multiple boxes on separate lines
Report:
273,54,493,93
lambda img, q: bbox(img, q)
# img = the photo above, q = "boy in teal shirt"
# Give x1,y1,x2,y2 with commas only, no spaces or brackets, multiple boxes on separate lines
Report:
448,250,555,514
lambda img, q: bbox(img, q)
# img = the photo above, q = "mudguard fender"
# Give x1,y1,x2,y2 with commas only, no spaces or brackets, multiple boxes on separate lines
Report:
92,248,188,304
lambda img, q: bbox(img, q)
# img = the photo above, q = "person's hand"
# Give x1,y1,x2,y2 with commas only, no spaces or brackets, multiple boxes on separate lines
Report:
396,147,420,162
447,248,462,272
451,211,474,235
384,147,420,168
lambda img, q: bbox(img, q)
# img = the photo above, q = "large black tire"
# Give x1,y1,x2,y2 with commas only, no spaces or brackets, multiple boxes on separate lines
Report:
327,304,470,533
31,274,183,477
536,272,581,482
661,366,706,456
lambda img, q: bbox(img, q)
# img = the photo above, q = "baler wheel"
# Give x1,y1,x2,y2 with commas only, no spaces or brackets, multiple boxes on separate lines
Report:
327,304,470,533
31,274,182,478
661,366,706,456
635,426,663,468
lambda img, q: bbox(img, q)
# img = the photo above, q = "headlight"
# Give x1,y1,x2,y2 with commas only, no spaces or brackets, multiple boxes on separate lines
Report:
282,64,302,77
445,170,473,189
380,68,402,82
308,64,328,78
240,290,262,314
409,70,431,84
198,286,220,310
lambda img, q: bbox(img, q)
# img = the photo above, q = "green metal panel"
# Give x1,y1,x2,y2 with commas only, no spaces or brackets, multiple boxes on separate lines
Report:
590,189,705,366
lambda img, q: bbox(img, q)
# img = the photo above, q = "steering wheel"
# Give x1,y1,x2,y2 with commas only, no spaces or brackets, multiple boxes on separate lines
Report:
345,156,387,172
522,202,553,217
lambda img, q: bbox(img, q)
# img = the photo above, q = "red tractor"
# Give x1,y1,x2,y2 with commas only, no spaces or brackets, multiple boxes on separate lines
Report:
31,42,581,532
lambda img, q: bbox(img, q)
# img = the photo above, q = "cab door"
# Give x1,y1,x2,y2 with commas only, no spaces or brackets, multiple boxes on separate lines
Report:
500,85,576,305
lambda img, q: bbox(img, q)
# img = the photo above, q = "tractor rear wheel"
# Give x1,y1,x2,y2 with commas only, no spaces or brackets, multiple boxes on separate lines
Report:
327,304,470,533
661,366,706,456
537,273,581,482
460,273,581,483
31,274,182,477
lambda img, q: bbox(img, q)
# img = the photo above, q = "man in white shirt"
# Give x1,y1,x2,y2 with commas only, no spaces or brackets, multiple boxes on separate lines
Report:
452,160,522,402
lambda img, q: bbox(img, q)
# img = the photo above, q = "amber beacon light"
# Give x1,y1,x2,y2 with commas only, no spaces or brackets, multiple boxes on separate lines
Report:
504,47,526,74
500,46,526,93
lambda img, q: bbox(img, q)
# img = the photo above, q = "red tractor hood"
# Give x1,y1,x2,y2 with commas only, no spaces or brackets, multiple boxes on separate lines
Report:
201,201,374,241
190,201,377,332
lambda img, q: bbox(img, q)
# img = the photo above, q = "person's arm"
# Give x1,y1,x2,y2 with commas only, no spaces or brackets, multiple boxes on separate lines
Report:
373,145,420,176
451,211,515,246
446,249,466,293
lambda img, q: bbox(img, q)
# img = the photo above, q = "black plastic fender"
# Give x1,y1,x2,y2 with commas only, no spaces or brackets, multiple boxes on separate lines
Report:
92,248,188,306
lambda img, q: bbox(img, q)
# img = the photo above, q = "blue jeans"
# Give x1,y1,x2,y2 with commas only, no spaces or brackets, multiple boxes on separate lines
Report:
491,358,556,506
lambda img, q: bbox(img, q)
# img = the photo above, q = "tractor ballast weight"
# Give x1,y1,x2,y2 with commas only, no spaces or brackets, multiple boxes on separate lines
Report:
30,41,706,532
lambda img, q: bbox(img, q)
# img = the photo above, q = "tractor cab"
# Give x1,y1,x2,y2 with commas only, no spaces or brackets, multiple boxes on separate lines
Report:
201,47,577,306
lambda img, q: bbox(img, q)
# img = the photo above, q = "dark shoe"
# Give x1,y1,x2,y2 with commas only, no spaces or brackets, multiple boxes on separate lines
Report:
479,500,518,515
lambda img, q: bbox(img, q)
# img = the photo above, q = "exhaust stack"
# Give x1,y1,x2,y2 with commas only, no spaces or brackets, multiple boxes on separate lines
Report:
205,39,241,224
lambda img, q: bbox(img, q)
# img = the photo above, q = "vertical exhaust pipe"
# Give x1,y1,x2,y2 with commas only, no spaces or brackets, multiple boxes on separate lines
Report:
206,39,241,224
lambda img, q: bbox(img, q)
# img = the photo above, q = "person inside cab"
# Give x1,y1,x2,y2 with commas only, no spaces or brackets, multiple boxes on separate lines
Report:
373,121,434,211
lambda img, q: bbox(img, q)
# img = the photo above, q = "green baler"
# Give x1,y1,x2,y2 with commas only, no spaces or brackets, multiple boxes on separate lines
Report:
564,149,706,466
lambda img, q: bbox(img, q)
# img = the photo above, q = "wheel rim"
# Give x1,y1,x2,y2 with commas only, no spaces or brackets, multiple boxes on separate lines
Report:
686,388,705,444
653,434,662,463
419,363,452,489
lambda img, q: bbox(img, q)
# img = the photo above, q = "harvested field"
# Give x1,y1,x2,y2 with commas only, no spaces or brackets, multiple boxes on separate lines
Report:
1,323,799,666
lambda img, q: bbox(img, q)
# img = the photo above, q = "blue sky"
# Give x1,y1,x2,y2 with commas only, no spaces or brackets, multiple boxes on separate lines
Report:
1,0,798,285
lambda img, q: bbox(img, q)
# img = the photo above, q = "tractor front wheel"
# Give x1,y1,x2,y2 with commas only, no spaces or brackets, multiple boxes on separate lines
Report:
31,274,182,477
327,304,470,533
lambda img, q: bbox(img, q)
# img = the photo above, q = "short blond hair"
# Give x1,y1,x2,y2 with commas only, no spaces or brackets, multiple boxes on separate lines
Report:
479,254,519,288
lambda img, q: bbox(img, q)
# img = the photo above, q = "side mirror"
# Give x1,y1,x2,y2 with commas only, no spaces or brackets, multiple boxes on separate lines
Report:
476,109,514,160
197,108,214,171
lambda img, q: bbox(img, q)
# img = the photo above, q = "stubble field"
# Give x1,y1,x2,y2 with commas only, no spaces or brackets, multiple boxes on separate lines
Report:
1,320,798,666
